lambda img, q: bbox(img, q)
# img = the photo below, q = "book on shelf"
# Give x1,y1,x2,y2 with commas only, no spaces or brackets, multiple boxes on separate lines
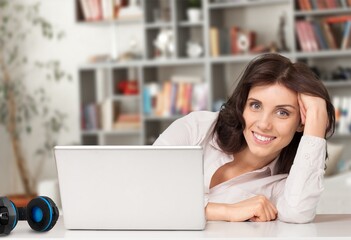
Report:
333,96,351,135
101,99,113,131
142,83,159,116
295,18,351,52
143,75,208,117
321,20,338,49
311,21,329,50
230,26,241,55
78,0,142,22
81,103,101,130
210,27,220,57
297,0,312,11
79,0,108,21
295,20,313,52
341,21,351,49
114,113,141,130
297,0,351,11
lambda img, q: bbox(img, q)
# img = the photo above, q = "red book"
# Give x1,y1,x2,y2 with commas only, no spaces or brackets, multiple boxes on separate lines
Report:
303,0,312,10
325,15,351,24
230,26,240,54
295,21,309,51
298,0,306,10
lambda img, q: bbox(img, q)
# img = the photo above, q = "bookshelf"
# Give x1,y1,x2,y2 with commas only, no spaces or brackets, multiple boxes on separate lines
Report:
76,0,351,159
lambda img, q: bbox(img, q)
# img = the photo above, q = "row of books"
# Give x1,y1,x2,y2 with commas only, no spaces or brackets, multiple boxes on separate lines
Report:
143,76,208,117
334,96,351,135
78,0,142,21
295,18,351,52
210,26,256,57
297,0,351,11
81,102,141,131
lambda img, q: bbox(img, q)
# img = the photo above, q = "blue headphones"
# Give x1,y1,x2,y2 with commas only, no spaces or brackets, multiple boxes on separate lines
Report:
0,196,59,235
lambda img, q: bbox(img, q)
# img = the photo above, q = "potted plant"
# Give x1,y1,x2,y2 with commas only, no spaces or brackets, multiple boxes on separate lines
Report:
0,1,71,205
186,0,202,23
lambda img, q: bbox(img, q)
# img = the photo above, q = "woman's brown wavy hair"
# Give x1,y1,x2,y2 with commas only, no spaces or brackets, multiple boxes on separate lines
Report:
213,53,335,174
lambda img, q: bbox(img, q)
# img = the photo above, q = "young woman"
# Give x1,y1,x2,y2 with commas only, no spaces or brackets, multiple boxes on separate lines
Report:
153,53,335,223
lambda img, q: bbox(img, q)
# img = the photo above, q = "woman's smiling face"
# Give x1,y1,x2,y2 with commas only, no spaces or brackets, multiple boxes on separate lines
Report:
242,83,303,161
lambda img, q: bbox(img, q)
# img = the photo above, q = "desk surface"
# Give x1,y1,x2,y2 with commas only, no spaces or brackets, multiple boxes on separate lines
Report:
6,214,351,239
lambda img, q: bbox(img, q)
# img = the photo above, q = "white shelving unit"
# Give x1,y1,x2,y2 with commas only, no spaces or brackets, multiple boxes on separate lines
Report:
76,0,351,159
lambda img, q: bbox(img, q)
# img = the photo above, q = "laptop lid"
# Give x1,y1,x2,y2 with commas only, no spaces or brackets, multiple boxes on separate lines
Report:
54,146,205,230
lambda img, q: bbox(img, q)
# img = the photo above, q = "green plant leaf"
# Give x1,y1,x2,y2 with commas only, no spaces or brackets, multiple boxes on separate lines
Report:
57,31,65,40
2,16,9,23
26,126,32,134
0,1,8,8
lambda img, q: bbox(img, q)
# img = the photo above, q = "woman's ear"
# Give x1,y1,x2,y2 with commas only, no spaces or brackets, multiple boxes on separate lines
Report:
297,124,304,132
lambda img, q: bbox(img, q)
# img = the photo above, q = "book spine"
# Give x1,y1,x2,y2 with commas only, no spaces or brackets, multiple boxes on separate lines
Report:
341,21,351,49
295,21,309,51
210,27,220,57
312,21,329,50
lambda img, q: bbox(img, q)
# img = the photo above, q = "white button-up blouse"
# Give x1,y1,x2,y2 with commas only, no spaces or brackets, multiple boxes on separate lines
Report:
153,111,326,223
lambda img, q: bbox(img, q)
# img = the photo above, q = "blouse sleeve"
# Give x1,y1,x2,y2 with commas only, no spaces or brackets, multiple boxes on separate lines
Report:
153,113,197,146
271,135,326,223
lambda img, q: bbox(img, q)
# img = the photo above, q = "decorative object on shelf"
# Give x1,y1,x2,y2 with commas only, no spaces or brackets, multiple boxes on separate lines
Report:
278,12,290,52
306,65,351,82
116,80,139,95
186,0,202,23
117,36,142,62
0,1,71,196
331,67,351,81
186,41,203,58
153,8,162,22
237,32,251,53
153,28,175,59
88,54,111,63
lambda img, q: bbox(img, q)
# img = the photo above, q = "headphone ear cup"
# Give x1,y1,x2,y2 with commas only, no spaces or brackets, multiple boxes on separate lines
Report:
26,196,59,232
0,197,18,235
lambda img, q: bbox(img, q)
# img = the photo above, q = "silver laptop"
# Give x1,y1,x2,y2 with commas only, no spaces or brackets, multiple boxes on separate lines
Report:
54,146,205,230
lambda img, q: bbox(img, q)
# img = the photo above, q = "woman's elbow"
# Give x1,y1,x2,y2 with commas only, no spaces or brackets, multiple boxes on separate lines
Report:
278,208,316,224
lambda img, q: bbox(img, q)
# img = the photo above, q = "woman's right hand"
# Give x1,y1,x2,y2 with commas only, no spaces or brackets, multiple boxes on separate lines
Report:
206,195,278,222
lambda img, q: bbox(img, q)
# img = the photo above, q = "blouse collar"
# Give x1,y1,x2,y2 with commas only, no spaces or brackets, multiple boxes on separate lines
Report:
209,134,279,176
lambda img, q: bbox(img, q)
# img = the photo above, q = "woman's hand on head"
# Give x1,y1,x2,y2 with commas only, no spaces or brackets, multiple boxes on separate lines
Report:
297,93,328,138
206,195,278,222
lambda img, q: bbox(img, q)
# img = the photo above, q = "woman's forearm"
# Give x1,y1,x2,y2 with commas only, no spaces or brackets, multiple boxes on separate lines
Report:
205,202,229,221
206,196,278,222
303,109,328,138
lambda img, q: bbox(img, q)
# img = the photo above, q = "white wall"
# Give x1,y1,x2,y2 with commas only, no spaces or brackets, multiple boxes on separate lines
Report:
0,0,143,194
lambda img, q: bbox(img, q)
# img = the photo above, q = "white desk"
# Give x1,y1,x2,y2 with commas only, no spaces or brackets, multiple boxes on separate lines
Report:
6,214,351,239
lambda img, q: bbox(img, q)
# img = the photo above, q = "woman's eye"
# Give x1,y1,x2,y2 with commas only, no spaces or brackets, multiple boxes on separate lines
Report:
277,109,289,117
249,102,261,110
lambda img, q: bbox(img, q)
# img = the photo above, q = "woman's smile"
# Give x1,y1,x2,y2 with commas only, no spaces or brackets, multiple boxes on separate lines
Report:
252,131,276,144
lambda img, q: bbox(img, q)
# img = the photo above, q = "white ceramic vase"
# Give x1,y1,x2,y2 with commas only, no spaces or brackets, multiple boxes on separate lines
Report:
187,8,201,23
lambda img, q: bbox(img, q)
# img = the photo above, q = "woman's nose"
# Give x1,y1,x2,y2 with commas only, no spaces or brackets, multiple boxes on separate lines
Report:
256,114,273,131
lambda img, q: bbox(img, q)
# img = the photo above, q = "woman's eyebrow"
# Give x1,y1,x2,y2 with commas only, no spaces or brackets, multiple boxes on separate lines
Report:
275,104,297,110
247,97,260,102
248,98,297,110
